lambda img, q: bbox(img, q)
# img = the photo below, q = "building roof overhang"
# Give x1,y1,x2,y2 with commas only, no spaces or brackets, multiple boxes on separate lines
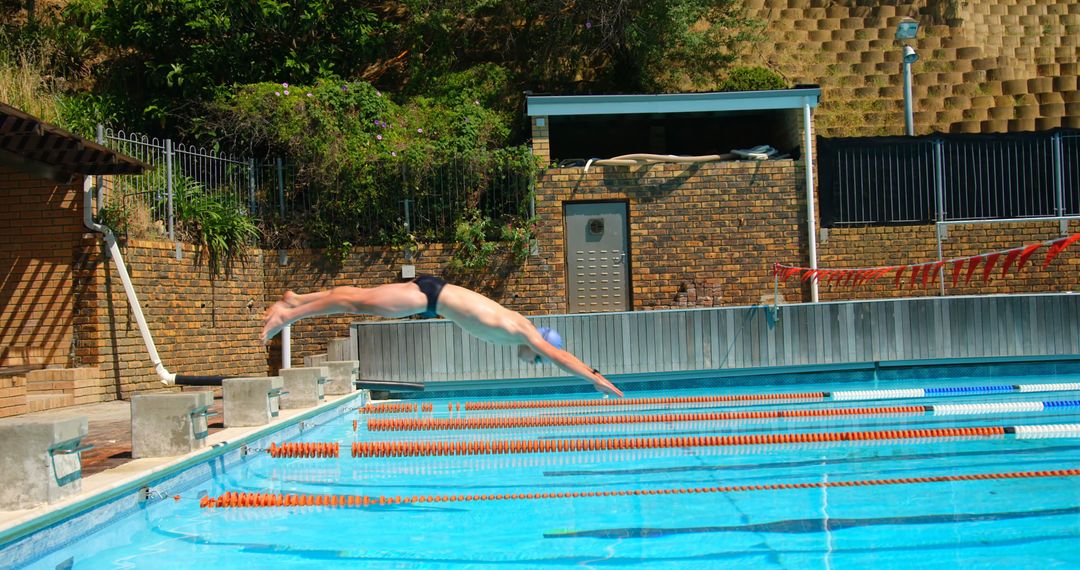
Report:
526,87,821,118
0,102,148,183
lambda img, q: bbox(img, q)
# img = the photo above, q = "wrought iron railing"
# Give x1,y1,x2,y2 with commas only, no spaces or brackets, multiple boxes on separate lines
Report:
97,126,534,252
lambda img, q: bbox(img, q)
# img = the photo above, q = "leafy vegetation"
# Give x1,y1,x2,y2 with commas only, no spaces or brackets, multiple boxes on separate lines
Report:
170,174,261,276
717,66,787,92
3,0,765,269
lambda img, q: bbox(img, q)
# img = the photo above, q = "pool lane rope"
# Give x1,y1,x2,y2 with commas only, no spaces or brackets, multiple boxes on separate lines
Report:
269,423,1076,459
365,400,1080,431
267,442,340,458
358,403,433,414
265,422,1080,459
200,468,1080,508
458,382,1080,411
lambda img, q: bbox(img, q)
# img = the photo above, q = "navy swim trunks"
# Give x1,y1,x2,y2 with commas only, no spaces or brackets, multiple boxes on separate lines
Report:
412,275,446,318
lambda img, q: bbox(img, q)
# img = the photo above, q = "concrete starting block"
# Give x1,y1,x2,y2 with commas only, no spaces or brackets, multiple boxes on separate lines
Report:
0,416,89,510
131,391,215,458
303,354,327,367
323,361,358,395
222,376,284,427
280,367,327,409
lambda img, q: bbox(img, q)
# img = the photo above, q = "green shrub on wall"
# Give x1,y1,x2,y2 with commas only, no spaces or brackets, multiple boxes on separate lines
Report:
170,175,261,276
717,66,787,92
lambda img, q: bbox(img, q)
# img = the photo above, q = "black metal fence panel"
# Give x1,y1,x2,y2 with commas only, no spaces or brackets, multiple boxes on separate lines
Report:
819,129,1080,227
818,136,936,226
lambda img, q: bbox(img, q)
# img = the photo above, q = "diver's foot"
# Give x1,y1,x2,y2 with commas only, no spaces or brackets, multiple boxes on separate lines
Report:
261,304,291,344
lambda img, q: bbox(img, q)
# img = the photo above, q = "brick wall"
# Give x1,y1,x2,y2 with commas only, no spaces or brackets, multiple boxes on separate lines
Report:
0,165,85,367
75,238,269,397
264,242,551,368
534,160,808,310
817,221,1080,300
6,161,1077,401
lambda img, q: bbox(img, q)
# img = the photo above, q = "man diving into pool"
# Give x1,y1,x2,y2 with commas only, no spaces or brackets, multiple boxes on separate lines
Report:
261,276,624,398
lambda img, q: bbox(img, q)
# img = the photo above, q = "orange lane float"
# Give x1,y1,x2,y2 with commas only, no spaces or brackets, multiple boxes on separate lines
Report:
267,442,341,458
365,405,930,431
200,468,1080,508
460,392,830,411
347,426,1006,458
357,403,419,414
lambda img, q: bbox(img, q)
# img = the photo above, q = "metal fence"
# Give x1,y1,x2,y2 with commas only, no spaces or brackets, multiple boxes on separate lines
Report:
98,126,535,252
274,155,535,244
98,127,285,245
350,294,1080,385
818,129,1080,227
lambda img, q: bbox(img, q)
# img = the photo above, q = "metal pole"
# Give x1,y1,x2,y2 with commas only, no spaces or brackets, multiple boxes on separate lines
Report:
281,325,291,370
1054,132,1067,235
403,198,413,261
276,158,285,219
95,124,105,211
165,138,179,260
903,61,915,136
934,140,946,295
803,102,819,303
248,158,256,215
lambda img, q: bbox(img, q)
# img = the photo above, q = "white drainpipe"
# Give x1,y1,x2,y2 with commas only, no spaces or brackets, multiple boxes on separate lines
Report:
281,325,291,370
82,177,176,385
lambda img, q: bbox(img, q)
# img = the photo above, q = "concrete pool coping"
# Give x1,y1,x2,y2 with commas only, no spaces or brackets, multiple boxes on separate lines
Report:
0,390,364,547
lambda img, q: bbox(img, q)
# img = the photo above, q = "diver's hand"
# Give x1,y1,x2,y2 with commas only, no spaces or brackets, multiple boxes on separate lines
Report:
590,370,624,398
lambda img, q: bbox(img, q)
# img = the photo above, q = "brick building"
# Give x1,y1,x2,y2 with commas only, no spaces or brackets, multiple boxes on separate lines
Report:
0,102,146,415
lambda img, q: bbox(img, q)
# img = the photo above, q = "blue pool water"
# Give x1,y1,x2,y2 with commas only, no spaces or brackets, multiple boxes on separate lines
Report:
11,369,1080,569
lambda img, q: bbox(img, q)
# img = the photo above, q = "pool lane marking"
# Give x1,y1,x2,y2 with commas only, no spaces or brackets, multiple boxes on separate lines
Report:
357,403,433,414
365,400,1080,431
339,425,1080,458
268,423,1080,459
455,383,1080,412
199,468,1080,508
266,442,340,458
268,424,1080,459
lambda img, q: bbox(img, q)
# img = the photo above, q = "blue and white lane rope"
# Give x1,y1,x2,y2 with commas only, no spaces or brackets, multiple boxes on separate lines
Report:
932,400,1080,415
457,383,1080,413
830,382,1080,401
1009,423,1080,439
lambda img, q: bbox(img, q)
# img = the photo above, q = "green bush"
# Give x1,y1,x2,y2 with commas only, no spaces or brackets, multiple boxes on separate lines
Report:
206,78,531,255
717,66,788,92
170,174,261,276
449,210,498,272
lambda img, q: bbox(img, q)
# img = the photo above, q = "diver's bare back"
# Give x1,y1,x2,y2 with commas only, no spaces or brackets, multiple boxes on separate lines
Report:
437,284,530,345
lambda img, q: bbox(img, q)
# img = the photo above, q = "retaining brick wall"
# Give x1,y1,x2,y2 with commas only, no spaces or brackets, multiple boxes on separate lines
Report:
75,238,269,398
0,165,84,367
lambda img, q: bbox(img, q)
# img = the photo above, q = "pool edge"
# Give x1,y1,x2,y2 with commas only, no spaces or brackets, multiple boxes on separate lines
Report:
0,391,363,552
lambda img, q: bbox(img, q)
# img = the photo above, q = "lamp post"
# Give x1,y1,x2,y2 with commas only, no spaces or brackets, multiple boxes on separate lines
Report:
896,18,920,136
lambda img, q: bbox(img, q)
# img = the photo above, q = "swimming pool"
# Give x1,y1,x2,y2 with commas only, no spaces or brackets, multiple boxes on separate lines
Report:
8,364,1080,569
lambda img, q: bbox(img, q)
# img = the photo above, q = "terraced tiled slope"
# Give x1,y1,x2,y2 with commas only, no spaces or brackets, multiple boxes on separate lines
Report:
740,0,1080,136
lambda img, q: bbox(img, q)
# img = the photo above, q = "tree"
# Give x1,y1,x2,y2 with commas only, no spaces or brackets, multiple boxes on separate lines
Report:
68,0,393,125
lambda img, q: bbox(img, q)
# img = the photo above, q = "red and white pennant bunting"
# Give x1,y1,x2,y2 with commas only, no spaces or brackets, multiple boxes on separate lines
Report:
774,232,1080,288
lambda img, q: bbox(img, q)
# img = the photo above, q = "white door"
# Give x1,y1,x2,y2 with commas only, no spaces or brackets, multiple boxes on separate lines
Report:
564,202,630,312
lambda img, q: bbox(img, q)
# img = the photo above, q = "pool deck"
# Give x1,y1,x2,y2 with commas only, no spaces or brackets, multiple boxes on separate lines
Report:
0,390,360,539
